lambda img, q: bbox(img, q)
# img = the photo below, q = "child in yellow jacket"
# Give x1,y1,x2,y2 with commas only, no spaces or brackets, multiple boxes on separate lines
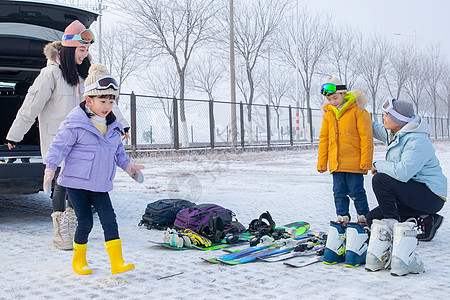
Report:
317,77,373,224
318,77,374,267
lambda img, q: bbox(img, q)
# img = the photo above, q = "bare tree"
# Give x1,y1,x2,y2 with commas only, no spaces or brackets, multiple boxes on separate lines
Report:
383,43,415,101
261,67,293,140
424,44,447,135
101,28,144,99
439,70,450,121
404,54,427,115
235,66,251,104
357,34,390,118
326,26,362,90
187,54,225,101
278,7,331,142
272,83,293,142
231,0,289,143
116,0,221,147
141,65,180,139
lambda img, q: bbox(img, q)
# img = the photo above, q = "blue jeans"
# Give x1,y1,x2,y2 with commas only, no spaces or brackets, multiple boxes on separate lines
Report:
67,188,119,244
332,172,369,220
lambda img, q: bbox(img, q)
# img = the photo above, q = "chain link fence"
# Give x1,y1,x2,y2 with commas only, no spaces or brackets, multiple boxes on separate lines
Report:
117,93,450,152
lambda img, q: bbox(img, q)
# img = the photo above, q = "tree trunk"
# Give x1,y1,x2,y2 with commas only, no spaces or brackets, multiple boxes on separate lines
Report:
247,105,253,144
370,89,379,122
434,103,438,139
301,109,306,140
179,71,189,147
306,89,313,144
276,109,281,140
169,117,173,144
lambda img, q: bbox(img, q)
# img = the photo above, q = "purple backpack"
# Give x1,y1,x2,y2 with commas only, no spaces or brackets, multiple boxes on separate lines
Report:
174,203,235,242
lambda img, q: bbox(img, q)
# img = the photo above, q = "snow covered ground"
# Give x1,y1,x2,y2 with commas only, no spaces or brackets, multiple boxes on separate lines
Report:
1,141,449,299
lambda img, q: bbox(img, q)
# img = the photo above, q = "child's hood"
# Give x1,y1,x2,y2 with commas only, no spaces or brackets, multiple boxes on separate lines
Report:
63,106,124,134
64,106,90,126
321,89,368,115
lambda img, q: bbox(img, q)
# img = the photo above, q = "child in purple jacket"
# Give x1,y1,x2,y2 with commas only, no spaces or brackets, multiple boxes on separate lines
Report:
44,64,144,275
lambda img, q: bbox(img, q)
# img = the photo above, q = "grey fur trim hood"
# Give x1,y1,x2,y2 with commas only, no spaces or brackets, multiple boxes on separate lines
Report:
43,41,92,63
43,41,62,61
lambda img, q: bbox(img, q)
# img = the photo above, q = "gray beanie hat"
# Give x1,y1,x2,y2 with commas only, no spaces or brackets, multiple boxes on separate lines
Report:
388,100,415,127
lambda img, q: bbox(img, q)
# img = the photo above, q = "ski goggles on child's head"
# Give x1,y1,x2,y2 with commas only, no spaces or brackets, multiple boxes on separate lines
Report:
320,83,347,96
84,76,119,93
382,98,415,122
62,28,95,44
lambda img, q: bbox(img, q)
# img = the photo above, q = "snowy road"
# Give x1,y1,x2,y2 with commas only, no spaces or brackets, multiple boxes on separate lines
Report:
1,142,449,299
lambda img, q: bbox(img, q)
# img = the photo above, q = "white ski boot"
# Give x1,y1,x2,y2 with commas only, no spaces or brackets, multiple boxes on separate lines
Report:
323,221,346,265
164,228,192,248
365,219,396,271
390,221,425,276
345,222,369,267
164,228,177,243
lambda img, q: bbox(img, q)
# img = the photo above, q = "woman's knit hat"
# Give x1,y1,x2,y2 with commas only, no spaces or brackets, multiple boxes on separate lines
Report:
61,20,90,47
388,100,415,127
84,64,119,98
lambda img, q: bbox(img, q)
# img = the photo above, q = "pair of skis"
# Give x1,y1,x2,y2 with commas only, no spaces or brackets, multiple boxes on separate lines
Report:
205,245,324,268
257,244,324,262
199,221,311,261
219,239,309,265
202,237,324,265
263,242,325,267
283,257,324,268
201,230,326,267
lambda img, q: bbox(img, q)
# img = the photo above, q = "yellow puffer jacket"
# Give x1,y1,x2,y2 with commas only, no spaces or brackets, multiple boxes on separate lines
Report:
317,90,373,174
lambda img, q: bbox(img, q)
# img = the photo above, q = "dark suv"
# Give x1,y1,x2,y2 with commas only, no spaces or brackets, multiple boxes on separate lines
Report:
0,0,97,194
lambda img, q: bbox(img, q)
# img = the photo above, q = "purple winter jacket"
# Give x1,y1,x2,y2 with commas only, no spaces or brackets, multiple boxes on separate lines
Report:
45,106,130,192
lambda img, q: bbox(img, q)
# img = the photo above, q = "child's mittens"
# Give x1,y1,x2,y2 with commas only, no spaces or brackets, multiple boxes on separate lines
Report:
125,163,145,183
43,168,55,195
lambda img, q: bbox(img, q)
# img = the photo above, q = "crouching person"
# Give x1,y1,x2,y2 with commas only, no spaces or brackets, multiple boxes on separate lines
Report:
43,64,144,275
365,99,447,276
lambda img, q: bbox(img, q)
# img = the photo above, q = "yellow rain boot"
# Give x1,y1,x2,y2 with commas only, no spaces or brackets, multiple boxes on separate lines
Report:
72,242,92,275
105,239,135,275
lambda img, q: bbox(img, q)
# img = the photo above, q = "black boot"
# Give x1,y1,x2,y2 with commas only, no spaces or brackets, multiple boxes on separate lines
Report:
416,214,444,241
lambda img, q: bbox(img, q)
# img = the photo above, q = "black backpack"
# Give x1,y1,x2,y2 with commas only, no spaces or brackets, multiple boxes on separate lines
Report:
138,199,196,230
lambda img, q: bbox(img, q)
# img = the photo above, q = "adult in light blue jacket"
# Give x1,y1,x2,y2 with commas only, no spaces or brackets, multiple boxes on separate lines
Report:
367,99,447,241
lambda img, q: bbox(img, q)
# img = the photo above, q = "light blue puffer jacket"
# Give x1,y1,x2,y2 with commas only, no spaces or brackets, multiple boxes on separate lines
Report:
372,116,447,199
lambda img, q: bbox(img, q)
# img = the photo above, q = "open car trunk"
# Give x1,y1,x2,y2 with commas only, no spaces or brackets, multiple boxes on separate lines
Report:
0,0,98,194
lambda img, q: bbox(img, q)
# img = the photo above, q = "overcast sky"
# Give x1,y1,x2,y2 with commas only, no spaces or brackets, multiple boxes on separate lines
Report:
100,0,449,59
96,0,449,94
304,0,449,58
